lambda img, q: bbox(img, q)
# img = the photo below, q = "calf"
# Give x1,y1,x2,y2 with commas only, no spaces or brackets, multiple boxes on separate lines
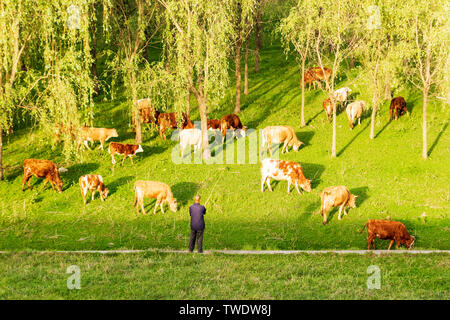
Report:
220,114,247,143
179,128,202,158
260,158,311,194
389,97,409,120
320,186,357,225
134,180,178,215
346,100,366,129
360,219,415,250
22,159,63,193
261,126,304,156
108,142,143,167
79,127,118,150
79,174,109,205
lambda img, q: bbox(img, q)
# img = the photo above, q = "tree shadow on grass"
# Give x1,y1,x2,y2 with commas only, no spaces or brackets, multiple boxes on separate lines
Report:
297,131,315,147
108,176,134,196
337,120,371,157
306,109,325,125
64,163,100,189
302,162,325,189
428,122,448,157
373,119,392,139
171,182,200,206
4,164,23,182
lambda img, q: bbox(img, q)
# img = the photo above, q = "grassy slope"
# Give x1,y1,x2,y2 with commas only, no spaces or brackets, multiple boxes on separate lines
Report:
0,252,448,299
0,42,449,252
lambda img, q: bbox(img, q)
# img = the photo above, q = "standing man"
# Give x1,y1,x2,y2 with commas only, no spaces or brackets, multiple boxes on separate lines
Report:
189,194,206,253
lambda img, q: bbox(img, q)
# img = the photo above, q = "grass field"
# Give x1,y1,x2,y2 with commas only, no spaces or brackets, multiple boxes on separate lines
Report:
0,252,448,299
0,40,448,299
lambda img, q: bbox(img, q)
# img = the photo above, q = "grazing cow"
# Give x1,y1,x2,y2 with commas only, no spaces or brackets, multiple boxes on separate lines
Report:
260,158,311,194
179,128,202,158
220,114,247,143
333,87,352,105
360,220,415,250
303,67,332,90
79,127,118,150
108,142,143,167
55,122,76,143
132,99,160,131
207,119,221,130
158,112,193,140
134,180,178,215
22,159,63,193
389,97,409,120
79,174,109,205
346,100,366,129
320,186,357,225
261,126,304,156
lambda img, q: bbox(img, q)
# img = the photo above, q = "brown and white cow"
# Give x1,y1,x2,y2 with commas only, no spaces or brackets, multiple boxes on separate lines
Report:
134,180,178,215
320,186,357,225
79,174,109,205
389,97,409,121
158,112,193,140
220,114,247,143
260,158,311,194
108,142,144,167
360,219,415,250
261,126,304,156
79,127,118,150
22,159,64,193
346,100,366,130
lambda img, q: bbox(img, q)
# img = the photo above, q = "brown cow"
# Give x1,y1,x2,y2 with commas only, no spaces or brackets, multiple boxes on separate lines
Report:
134,180,178,214
22,159,63,193
207,119,221,130
260,158,311,194
360,220,415,250
158,112,193,140
389,97,409,120
79,174,109,205
323,98,333,122
261,125,304,156
302,67,332,90
320,186,357,225
79,127,118,150
220,114,247,143
55,122,76,143
108,142,144,167
132,98,161,131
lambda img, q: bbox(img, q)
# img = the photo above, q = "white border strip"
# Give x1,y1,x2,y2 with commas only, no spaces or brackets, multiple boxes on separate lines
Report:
0,249,448,255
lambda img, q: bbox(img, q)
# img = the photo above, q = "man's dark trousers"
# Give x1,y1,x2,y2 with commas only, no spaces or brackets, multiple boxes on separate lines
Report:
189,229,203,253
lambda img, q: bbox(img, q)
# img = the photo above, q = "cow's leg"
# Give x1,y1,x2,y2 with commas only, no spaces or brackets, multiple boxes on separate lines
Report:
358,118,361,125
121,155,127,166
22,174,30,191
160,201,165,214
395,108,399,120
265,177,273,192
388,240,394,250
153,199,160,214
294,181,302,195
81,189,87,205
98,140,105,150
140,199,146,215
322,209,328,225
130,156,134,165
261,176,266,192
111,154,116,167
287,180,291,194
338,204,344,220
91,190,95,201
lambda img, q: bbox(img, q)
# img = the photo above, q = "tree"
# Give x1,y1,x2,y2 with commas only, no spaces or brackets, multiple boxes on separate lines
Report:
279,1,316,127
401,0,448,159
231,0,256,114
105,0,161,143
310,0,363,157
159,0,233,159
253,0,263,73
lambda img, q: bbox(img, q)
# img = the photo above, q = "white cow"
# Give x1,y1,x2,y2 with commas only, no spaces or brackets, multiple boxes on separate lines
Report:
346,100,366,130
333,87,352,104
179,128,202,158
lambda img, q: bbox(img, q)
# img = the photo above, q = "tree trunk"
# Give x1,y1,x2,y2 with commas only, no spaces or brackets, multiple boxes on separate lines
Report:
131,73,142,144
422,89,428,159
186,88,191,118
384,74,391,100
234,42,242,114
198,96,210,159
91,7,99,96
370,92,378,139
244,38,249,95
0,127,3,181
349,56,355,69
300,60,306,127
254,3,262,73
332,100,337,157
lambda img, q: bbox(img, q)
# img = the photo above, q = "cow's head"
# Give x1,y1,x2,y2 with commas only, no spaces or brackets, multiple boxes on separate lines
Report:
300,179,312,192
348,194,357,208
239,126,247,138
293,141,304,152
111,129,119,138
136,144,144,153
101,187,109,200
169,198,178,212
405,236,415,249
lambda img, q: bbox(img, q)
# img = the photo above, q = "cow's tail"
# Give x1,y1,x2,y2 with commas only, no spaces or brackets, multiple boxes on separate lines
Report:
360,221,369,234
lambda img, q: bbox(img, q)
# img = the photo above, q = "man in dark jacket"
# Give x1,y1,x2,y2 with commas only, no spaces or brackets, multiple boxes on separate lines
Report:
189,194,206,253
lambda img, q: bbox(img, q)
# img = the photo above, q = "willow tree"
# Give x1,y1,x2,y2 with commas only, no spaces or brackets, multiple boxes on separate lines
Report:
279,0,316,127
231,0,256,113
310,0,363,157
104,0,162,143
159,0,233,159
401,0,448,159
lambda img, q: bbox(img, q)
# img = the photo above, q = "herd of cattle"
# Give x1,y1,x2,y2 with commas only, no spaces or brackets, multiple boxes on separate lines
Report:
18,66,415,250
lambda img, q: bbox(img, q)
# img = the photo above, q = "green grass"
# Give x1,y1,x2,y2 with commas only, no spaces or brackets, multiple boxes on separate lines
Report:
1,42,448,252
0,252,448,299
